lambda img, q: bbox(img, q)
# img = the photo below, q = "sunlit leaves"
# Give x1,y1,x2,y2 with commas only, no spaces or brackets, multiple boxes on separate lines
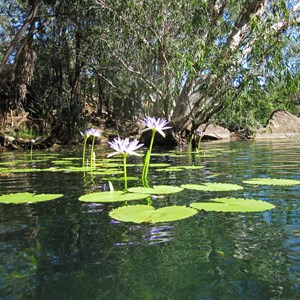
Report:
109,204,198,224
0,192,63,204
128,185,183,194
181,183,244,191
190,198,275,212
79,191,150,203
243,178,300,186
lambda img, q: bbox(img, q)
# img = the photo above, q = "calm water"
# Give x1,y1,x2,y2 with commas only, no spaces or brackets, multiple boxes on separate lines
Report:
0,140,299,300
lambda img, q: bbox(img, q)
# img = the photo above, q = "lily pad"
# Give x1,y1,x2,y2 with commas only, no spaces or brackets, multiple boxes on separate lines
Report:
0,192,64,204
79,191,150,202
243,178,300,186
156,167,184,172
190,197,275,212
109,204,198,224
181,183,244,191
102,176,139,181
128,185,183,195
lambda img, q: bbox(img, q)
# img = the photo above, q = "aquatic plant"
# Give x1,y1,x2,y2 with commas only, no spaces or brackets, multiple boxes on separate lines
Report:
107,137,144,190
81,128,101,167
109,204,198,224
196,130,205,152
0,192,63,204
140,116,171,185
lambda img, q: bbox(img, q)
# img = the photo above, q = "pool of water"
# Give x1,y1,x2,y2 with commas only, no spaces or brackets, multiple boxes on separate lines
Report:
0,140,299,299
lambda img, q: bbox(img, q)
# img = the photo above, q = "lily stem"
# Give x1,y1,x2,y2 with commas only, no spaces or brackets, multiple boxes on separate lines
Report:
123,154,128,190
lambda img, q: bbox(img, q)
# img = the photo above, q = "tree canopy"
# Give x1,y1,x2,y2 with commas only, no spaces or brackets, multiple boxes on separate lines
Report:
0,0,299,144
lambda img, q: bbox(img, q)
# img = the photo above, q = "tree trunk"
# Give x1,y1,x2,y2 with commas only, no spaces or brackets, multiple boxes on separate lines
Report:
170,0,268,142
0,0,43,74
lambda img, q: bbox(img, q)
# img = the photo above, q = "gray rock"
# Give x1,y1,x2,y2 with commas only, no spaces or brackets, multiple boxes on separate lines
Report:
255,109,300,139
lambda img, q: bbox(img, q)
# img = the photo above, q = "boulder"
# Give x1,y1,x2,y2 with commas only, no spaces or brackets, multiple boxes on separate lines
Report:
197,123,231,140
255,109,300,139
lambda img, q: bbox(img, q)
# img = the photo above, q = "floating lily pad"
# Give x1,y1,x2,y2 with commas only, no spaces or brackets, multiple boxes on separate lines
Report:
109,204,198,224
243,178,300,186
190,197,275,212
79,191,150,202
181,183,244,191
0,168,45,173
102,176,139,181
0,192,63,204
128,185,183,195
182,165,204,170
156,167,184,172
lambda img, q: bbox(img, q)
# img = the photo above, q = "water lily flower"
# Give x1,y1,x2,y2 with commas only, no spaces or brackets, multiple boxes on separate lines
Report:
140,116,172,186
107,137,144,190
107,137,144,157
196,130,205,138
140,116,171,138
81,128,102,138
196,130,205,152
81,128,102,167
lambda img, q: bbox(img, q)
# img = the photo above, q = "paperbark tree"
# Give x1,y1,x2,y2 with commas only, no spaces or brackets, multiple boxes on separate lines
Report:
96,0,300,143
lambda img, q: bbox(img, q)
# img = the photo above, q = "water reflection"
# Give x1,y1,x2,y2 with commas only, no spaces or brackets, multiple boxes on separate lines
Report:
0,140,300,299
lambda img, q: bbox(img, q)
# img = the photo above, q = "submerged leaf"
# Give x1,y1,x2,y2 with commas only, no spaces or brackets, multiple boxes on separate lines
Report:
128,185,183,194
190,197,275,212
109,204,198,224
0,192,63,204
243,178,300,186
181,183,243,191
79,191,150,202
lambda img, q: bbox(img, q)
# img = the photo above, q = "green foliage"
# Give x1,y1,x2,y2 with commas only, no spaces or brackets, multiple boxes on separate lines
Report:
1,0,299,141
79,191,150,203
190,197,275,212
128,185,184,194
243,178,300,186
0,192,63,204
181,183,244,192
109,204,198,224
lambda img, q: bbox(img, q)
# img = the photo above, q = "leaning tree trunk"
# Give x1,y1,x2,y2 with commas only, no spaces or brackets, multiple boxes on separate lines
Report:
170,0,268,143
0,0,42,127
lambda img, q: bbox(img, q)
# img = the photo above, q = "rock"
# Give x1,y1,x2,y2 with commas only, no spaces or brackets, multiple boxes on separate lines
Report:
197,123,231,140
255,109,300,139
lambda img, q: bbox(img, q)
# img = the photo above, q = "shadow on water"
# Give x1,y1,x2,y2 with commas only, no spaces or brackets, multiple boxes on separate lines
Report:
0,140,299,299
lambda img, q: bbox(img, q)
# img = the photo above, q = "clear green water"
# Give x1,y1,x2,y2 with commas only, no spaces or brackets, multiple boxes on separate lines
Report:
0,140,299,299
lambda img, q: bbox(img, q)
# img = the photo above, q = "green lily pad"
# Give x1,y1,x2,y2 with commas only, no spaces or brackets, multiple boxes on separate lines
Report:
0,168,44,173
79,191,150,202
0,192,64,204
243,178,300,186
128,185,183,194
156,167,184,172
109,204,198,224
182,166,204,170
102,176,139,181
181,183,244,191
190,197,275,212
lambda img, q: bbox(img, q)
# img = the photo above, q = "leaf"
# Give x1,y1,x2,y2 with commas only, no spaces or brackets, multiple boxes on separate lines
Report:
79,191,150,203
109,205,198,224
0,192,63,204
181,183,244,191
243,178,300,186
128,185,183,194
110,205,155,223
190,197,275,212
102,176,139,181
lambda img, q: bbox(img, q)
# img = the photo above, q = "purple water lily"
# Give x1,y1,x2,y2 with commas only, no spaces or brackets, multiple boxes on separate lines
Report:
140,116,171,138
107,137,144,190
107,137,144,157
81,128,102,138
